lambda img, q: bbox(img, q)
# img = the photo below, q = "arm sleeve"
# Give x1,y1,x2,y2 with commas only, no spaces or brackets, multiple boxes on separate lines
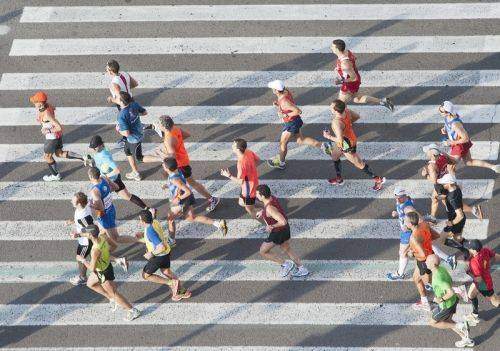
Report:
145,226,162,247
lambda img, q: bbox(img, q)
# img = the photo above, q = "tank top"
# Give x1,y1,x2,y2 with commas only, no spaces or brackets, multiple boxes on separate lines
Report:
144,220,171,256
396,197,414,232
277,90,300,123
338,109,357,145
74,205,93,246
444,115,462,141
335,50,361,83
167,127,190,167
94,236,111,272
167,171,188,200
110,72,132,98
429,153,449,179
92,178,113,210
411,222,434,261
262,196,289,232
37,104,62,140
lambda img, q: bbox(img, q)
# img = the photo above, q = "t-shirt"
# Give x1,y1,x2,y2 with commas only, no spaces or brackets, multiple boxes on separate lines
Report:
445,187,463,221
110,72,132,98
410,221,435,261
73,205,93,246
93,149,118,181
117,101,146,143
468,247,495,290
432,266,458,309
144,220,171,256
237,149,260,198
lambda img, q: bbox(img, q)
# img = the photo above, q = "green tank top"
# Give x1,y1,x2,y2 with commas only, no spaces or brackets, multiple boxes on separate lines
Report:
94,237,110,272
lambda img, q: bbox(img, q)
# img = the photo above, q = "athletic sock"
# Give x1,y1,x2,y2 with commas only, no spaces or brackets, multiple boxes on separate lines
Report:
362,164,375,178
65,151,84,161
431,244,449,261
48,161,59,175
213,220,221,228
421,296,429,304
397,255,408,276
129,194,148,209
334,160,342,177
471,297,479,315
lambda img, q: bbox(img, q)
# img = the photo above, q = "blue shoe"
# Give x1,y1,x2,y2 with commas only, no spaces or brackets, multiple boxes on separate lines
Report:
387,272,406,281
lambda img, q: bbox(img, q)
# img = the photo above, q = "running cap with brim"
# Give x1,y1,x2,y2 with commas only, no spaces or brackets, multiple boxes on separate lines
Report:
441,101,457,114
463,239,482,251
422,143,440,155
89,135,104,149
81,224,100,237
437,173,457,184
29,91,47,104
268,80,285,91
394,187,407,197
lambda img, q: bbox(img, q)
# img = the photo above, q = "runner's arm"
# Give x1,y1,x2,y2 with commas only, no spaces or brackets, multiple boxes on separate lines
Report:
449,123,470,145
108,83,122,104
340,61,357,83
145,226,166,255
173,178,192,200
181,129,191,139
450,208,464,225
44,113,62,133
87,248,101,271
280,99,302,117
266,205,288,229
409,236,426,259
162,136,176,157
220,168,244,185
349,110,361,123
129,75,138,89
89,188,105,215
329,119,344,145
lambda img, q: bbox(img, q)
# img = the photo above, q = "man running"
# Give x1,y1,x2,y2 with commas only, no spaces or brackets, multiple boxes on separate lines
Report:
330,39,394,111
163,157,227,247
30,91,84,181
77,224,140,321
266,80,329,169
87,135,156,216
157,115,219,212
323,99,386,190
220,138,260,218
136,209,192,301
426,254,474,348
439,101,500,173
255,184,309,278
462,240,500,326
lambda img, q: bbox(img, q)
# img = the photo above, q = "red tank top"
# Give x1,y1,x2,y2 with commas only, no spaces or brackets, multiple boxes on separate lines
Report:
277,90,299,123
262,196,289,232
434,154,449,179
339,109,357,145
335,50,361,83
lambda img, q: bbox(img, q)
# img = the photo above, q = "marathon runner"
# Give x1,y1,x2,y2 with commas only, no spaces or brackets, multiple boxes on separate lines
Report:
77,224,140,321
30,91,84,181
255,184,309,278
323,99,386,190
439,101,500,173
163,157,227,247
266,80,329,169
330,39,394,111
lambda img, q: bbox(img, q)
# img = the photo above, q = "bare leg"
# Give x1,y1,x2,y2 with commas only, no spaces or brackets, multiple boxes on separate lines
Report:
187,177,212,200
295,130,321,148
102,280,132,310
279,131,292,163
280,240,302,266
259,242,284,265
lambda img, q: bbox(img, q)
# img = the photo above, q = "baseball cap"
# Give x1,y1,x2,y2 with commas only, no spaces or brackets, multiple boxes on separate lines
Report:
441,101,457,115
394,187,407,197
267,80,285,91
437,173,457,185
89,135,104,149
29,91,47,104
81,224,100,237
422,143,440,155
463,239,482,251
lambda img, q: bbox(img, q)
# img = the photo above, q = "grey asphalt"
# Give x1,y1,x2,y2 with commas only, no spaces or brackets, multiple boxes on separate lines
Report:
0,0,499,350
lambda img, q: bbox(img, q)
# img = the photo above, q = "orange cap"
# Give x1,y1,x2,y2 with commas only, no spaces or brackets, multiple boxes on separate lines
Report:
29,91,48,104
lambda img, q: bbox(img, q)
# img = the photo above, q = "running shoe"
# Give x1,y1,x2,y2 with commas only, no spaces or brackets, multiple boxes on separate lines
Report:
116,257,129,273
411,301,431,311
291,266,309,277
328,176,344,186
372,176,386,191
43,174,61,182
148,207,157,219
460,320,470,339
83,154,94,167
69,275,87,286
493,165,500,174
125,171,142,181
386,272,406,281
280,260,295,277
454,284,469,303
109,299,118,311
424,283,433,292
423,214,438,224
321,141,333,156
206,197,220,212
124,308,141,321
268,158,286,170
446,255,457,270
172,289,192,301
455,338,474,348
114,137,126,150
464,313,480,327
167,236,177,248
471,205,483,220
218,219,228,236
143,121,163,138
381,97,395,112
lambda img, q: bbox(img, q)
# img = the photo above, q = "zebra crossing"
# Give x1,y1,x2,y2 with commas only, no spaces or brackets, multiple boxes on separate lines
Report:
0,0,499,350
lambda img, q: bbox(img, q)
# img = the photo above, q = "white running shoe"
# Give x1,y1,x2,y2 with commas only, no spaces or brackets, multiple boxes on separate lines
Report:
291,266,309,277
411,301,430,311
493,165,500,174
152,121,163,138
386,272,406,281
279,260,295,277
206,197,220,212
464,313,480,327
471,205,483,220
124,308,141,321
69,275,87,286
109,299,118,311
218,219,228,236
43,174,61,182
321,141,333,156
116,257,129,273
455,338,474,348
125,171,142,181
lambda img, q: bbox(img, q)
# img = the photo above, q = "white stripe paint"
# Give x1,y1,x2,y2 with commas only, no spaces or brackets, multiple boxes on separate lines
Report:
2,70,499,90
0,219,488,241
1,141,498,162
0,348,472,351
2,105,499,126
0,302,473,326
0,179,493,200
19,4,500,22
0,25,10,35
10,36,500,56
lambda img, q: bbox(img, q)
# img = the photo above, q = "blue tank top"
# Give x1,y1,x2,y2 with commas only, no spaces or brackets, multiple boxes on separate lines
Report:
167,171,188,200
92,178,113,210
396,197,414,232
444,116,462,141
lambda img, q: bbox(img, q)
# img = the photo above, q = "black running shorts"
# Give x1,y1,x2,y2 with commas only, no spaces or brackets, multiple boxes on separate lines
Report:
264,226,291,245
96,264,115,283
113,174,127,192
44,138,63,154
143,254,171,275
76,240,93,258
432,299,458,322
417,260,432,276
178,165,192,179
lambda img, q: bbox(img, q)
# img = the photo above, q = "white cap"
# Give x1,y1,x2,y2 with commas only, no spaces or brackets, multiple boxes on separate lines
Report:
394,187,407,197
441,101,457,115
437,173,457,185
268,80,285,91
422,143,440,155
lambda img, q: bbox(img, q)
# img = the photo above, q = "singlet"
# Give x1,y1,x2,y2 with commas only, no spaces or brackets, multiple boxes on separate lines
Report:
37,104,62,140
167,171,188,200
110,72,132,98
94,236,111,272
411,222,434,261
262,196,289,232
335,50,361,83
337,109,357,145
144,219,171,256
93,149,119,181
396,197,414,233
428,153,449,179
92,178,113,211
166,127,190,168
444,115,463,141
277,90,300,123
73,205,93,246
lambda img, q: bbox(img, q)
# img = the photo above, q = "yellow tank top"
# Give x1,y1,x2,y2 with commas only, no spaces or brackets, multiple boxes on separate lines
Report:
94,236,111,271
144,220,171,256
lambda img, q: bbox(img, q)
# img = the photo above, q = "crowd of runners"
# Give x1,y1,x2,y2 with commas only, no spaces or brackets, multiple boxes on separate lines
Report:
30,39,499,347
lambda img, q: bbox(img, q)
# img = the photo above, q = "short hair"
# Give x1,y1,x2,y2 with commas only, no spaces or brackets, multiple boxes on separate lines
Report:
406,211,420,226
233,138,247,153
106,59,120,74
88,167,101,180
139,209,153,224
256,184,272,199
332,39,346,52
159,115,174,131
163,157,178,171
74,191,88,207
332,99,346,113
119,91,133,105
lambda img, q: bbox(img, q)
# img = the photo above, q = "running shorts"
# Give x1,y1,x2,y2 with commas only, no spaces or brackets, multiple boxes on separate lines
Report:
178,165,192,179
96,264,115,283
97,205,117,229
264,226,291,245
400,231,412,245
341,80,361,94
450,140,473,158
282,117,303,134
451,217,466,235
340,137,357,154
124,141,144,161
431,299,458,322
113,174,126,192
239,193,256,206
476,281,495,297
44,137,63,154
76,240,93,258
143,253,171,275
417,260,432,276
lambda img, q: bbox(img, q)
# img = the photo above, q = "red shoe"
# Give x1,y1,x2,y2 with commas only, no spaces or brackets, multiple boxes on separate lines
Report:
328,176,344,186
373,176,386,191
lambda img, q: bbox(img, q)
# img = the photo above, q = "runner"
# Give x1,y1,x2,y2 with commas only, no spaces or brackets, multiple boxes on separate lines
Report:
157,115,219,212
220,138,260,218
87,135,156,216
323,99,386,190
266,80,329,169
255,184,309,278
136,209,192,301
77,224,141,321
462,240,500,326
30,91,84,181
330,39,394,111
163,157,227,247
426,255,474,348
116,92,161,181
439,101,500,173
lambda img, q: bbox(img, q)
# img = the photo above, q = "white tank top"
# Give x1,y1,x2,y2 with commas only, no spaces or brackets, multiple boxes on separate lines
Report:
110,72,132,98
41,120,57,140
73,205,93,246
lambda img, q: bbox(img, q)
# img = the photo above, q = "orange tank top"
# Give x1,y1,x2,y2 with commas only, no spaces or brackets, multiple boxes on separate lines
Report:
411,222,434,261
277,90,299,123
338,109,357,145
167,127,190,167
